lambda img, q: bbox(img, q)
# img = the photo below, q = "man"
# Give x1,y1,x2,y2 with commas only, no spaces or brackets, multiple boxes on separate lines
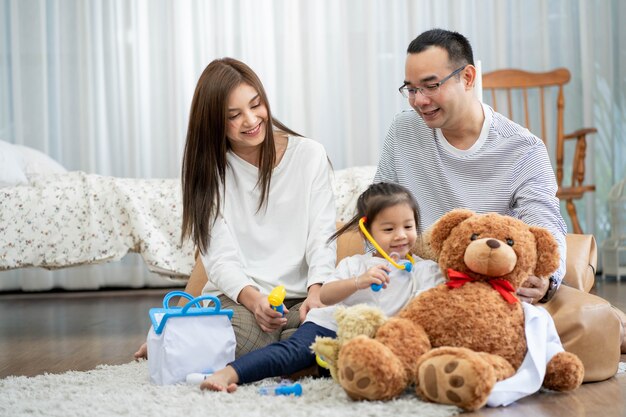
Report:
375,28,624,381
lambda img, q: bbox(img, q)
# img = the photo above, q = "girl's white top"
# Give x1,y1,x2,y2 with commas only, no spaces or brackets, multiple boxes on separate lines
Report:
305,252,444,331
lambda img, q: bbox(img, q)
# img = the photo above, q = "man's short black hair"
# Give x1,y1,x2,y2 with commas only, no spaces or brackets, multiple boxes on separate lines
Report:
407,29,474,67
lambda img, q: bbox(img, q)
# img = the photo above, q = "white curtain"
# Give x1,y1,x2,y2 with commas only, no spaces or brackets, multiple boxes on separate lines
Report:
1,0,624,246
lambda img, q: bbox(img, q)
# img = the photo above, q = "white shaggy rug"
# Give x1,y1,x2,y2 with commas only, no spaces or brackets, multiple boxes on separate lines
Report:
0,361,461,417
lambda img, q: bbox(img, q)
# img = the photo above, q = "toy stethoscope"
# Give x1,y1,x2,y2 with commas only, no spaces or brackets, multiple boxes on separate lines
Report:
358,216,415,291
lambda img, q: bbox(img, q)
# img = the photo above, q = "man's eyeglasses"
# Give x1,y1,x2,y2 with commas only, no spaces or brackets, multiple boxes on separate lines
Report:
398,65,467,99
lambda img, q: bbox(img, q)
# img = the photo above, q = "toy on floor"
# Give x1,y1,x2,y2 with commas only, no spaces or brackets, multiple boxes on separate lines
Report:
330,209,585,411
258,381,303,396
185,372,213,384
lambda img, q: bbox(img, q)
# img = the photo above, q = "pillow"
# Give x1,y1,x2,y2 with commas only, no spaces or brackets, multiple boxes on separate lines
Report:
332,165,377,222
0,140,28,187
12,144,67,176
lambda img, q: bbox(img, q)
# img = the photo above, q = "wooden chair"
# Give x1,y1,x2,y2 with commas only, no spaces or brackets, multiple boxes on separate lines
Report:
482,68,596,234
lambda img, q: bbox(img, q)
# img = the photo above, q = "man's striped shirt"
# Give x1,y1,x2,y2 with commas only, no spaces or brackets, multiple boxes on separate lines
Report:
374,103,567,284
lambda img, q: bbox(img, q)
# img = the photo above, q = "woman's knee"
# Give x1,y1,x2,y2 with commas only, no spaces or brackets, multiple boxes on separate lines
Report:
218,295,276,357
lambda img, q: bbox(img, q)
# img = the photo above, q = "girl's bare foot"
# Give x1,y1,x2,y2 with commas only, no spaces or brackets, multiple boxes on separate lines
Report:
134,343,148,360
200,366,239,393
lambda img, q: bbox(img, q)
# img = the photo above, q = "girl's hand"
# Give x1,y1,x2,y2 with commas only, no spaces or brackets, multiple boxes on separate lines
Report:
356,264,391,290
299,283,325,322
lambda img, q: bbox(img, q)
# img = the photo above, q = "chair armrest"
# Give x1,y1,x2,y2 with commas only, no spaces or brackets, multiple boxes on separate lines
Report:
563,234,597,292
563,127,597,140
560,128,597,191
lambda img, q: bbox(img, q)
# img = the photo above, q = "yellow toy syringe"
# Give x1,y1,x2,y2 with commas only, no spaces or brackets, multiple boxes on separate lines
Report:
268,285,286,316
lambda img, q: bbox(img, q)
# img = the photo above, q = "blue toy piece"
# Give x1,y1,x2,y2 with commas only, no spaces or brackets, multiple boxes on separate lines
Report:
371,257,413,291
370,267,387,292
258,382,303,396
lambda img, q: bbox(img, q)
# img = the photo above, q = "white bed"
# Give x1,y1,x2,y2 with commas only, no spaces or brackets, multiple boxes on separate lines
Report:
0,171,196,291
0,139,375,292
0,140,197,291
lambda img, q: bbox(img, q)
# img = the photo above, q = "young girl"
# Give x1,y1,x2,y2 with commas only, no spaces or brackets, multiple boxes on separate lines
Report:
200,182,443,392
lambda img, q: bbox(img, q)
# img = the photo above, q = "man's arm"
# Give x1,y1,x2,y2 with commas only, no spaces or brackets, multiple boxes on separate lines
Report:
512,144,567,303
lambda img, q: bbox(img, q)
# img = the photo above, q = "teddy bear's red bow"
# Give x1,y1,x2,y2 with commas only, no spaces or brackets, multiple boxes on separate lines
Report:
446,269,519,304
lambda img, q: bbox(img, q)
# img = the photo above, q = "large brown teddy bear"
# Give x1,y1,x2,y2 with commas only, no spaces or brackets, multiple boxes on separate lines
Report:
335,209,584,411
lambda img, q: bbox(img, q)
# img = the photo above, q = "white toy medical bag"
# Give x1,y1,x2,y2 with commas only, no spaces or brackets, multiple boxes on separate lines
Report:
147,291,236,385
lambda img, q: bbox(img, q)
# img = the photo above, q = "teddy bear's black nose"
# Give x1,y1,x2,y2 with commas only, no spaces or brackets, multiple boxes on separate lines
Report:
486,239,500,249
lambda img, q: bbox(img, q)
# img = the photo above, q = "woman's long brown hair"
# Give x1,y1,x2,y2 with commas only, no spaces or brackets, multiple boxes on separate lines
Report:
181,58,300,254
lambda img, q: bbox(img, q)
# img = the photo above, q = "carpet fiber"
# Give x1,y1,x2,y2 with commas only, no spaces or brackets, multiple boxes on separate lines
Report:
0,361,461,417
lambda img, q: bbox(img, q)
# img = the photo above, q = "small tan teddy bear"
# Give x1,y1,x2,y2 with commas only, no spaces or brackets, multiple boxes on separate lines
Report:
310,304,387,381
333,209,585,411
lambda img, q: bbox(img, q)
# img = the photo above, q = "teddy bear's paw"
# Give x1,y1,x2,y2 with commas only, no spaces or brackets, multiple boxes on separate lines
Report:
416,351,495,411
542,351,584,392
339,363,380,400
339,363,405,401
338,336,407,401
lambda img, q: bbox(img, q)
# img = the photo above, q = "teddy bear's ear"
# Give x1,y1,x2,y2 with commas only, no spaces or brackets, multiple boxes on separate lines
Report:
530,226,560,277
429,209,475,255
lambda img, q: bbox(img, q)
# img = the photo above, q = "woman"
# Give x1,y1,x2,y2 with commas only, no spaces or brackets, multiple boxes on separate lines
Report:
136,58,337,359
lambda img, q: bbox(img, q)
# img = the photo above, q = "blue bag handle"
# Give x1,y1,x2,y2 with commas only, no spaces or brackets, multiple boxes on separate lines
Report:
162,291,196,308
161,291,222,312
150,291,233,335
181,295,222,314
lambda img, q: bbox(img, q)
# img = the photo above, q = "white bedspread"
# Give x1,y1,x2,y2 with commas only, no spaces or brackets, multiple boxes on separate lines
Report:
0,172,195,277
0,166,378,289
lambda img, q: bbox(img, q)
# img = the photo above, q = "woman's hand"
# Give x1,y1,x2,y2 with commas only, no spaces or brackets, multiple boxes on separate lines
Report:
299,283,325,322
238,286,288,333
355,264,391,290
134,342,148,360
